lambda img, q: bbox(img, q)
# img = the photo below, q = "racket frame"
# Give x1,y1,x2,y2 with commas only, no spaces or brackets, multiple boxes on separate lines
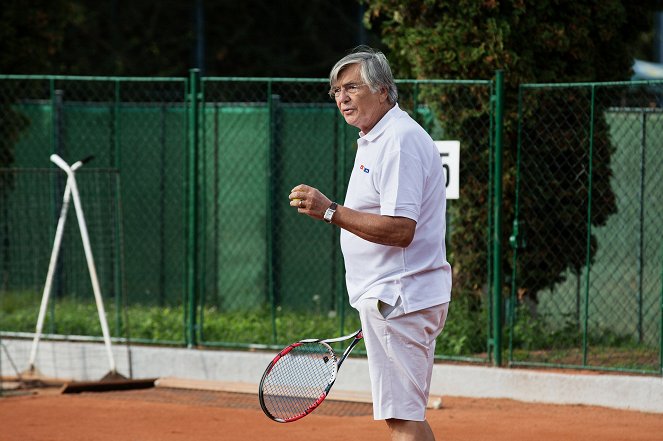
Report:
259,329,363,423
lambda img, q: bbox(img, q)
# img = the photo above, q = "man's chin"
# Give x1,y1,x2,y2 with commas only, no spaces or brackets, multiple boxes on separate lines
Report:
343,115,358,128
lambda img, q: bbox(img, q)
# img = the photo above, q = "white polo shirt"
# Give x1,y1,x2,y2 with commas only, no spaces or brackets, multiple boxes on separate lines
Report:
340,104,452,313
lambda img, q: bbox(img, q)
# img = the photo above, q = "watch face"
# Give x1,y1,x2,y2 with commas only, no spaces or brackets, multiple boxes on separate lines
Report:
324,202,337,223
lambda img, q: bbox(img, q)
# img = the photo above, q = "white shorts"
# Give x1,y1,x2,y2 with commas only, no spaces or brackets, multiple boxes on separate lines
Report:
357,297,449,421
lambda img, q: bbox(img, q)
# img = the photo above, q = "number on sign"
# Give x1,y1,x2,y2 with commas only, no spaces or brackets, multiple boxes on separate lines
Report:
434,141,460,199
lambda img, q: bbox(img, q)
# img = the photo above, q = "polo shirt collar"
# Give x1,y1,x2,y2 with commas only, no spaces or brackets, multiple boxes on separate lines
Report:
359,103,401,141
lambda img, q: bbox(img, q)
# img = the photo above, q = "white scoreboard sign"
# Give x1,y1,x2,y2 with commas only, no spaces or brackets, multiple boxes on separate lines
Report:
434,140,460,199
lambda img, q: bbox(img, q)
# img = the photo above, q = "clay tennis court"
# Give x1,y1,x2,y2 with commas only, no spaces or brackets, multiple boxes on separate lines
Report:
1,386,661,441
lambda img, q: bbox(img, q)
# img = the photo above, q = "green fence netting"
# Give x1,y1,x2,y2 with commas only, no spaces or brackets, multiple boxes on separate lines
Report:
0,74,496,362
510,80,663,374
5,74,659,376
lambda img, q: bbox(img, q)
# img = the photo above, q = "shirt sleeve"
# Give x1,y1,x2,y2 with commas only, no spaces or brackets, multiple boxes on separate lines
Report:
377,148,424,221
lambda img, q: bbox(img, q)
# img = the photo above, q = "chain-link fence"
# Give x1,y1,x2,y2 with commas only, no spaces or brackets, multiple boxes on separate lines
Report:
0,76,189,344
195,76,496,358
510,80,663,374
0,74,497,364
6,74,660,376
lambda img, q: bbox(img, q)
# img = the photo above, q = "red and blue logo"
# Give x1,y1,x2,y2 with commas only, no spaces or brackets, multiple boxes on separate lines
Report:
359,164,370,173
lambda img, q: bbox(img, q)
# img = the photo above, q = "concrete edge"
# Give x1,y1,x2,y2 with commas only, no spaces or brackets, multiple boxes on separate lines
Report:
1,338,661,413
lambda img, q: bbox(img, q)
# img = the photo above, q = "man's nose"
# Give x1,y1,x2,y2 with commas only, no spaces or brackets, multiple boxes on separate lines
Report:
338,89,351,101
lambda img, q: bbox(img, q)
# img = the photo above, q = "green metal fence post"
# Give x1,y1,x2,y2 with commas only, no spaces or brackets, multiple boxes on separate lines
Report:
267,84,278,345
660,246,663,375
637,112,647,343
492,70,505,366
198,79,207,344
487,79,496,363
582,85,597,366
50,80,63,335
186,68,201,347
508,84,525,364
113,80,122,337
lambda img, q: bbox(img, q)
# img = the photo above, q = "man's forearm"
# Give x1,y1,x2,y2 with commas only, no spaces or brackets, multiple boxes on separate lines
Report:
331,205,416,248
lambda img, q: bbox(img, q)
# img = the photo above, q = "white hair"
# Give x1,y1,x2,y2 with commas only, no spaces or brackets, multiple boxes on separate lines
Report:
329,46,398,104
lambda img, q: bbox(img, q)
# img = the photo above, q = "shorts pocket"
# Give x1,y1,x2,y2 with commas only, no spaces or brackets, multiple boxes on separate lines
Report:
378,297,403,319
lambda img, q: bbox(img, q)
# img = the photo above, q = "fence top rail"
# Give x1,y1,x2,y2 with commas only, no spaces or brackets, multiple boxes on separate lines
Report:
1,74,492,86
605,106,663,113
0,74,187,82
203,76,492,86
520,79,663,89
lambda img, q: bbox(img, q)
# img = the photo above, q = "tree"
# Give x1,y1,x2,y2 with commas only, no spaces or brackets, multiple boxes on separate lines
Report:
362,0,657,303
0,0,380,77
0,1,383,292
0,1,87,74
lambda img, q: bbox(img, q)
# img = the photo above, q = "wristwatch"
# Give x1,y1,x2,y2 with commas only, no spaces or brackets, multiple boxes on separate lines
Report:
323,202,338,224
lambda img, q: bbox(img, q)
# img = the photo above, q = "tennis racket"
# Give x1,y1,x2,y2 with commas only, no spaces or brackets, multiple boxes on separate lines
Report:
259,328,363,423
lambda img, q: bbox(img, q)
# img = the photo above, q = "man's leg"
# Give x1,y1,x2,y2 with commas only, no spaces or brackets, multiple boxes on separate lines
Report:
357,299,449,437
385,419,435,441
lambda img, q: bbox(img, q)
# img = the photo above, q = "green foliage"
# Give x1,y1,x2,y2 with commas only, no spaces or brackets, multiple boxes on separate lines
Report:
506,303,659,370
202,307,275,344
436,294,488,356
126,307,184,342
363,0,654,81
0,292,488,356
0,1,88,74
1,293,651,369
0,291,38,333
0,0,379,77
509,307,580,350
0,100,28,198
508,303,648,350
515,88,618,297
362,0,656,301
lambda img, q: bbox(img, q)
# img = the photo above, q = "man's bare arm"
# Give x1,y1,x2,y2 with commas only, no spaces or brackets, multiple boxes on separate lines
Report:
289,184,416,247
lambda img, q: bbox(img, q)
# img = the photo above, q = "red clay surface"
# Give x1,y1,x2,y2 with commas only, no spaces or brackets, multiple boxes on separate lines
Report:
1,387,662,441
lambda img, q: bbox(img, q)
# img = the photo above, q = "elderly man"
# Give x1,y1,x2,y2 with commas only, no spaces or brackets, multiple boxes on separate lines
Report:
289,46,451,441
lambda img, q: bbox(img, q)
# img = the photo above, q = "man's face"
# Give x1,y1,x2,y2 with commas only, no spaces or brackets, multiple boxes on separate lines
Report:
333,64,387,134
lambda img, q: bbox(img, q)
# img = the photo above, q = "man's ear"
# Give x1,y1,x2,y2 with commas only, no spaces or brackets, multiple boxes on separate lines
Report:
379,86,389,103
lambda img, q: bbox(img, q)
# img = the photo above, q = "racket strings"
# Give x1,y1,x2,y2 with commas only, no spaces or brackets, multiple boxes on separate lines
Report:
261,343,336,421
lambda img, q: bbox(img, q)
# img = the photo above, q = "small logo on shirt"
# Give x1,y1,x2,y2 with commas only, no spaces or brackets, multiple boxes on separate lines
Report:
359,164,370,173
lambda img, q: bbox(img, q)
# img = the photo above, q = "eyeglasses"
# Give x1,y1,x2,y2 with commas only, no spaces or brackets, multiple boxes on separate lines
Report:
329,83,367,99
